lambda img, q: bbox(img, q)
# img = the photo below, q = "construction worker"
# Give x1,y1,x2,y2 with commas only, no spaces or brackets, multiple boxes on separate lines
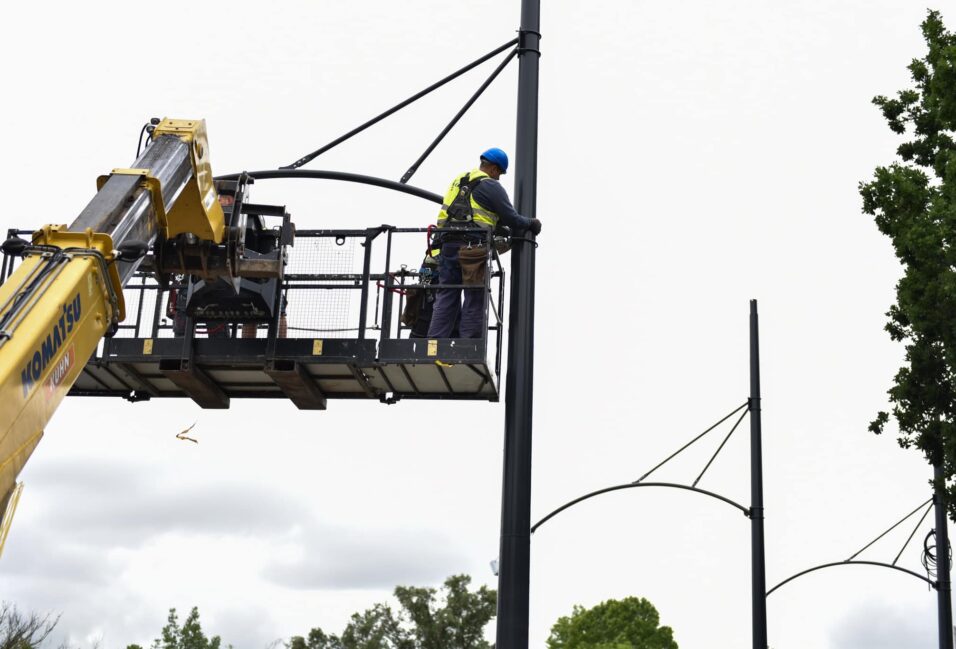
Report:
427,148,542,338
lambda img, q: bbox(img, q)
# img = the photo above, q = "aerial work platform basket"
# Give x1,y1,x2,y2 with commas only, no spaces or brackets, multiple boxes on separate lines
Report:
1,223,505,409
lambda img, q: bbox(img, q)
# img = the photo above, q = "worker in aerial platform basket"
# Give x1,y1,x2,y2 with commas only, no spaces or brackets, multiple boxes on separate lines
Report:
427,148,543,339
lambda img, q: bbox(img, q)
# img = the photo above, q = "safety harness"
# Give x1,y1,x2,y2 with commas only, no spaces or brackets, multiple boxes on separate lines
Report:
444,172,486,224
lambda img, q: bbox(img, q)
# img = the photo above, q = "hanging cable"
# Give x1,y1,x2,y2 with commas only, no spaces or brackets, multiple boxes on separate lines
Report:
922,527,953,579
135,123,149,158
136,117,161,158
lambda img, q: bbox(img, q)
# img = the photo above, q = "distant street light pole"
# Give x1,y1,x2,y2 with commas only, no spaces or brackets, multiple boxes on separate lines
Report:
496,0,540,646
525,302,766,648
749,300,768,649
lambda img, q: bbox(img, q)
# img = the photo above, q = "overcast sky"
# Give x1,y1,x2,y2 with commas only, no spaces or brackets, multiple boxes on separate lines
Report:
0,1,951,648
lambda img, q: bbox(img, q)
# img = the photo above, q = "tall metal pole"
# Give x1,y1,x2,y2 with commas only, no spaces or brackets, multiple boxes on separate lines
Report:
934,461,953,649
749,300,768,649
496,0,540,647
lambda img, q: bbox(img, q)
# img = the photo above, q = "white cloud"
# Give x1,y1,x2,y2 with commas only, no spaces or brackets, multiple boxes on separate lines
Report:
263,523,465,590
830,599,936,649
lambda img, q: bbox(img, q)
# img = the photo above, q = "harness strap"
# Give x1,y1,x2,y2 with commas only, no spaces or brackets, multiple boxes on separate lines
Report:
445,173,487,223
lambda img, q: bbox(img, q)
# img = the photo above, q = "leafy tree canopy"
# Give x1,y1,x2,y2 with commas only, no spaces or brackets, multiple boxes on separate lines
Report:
860,9,956,515
288,574,496,649
546,596,678,649
150,607,222,649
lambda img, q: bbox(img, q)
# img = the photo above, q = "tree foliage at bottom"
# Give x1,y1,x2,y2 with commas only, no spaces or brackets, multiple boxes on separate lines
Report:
546,597,678,649
288,574,496,649
145,607,222,649
0,602,60,649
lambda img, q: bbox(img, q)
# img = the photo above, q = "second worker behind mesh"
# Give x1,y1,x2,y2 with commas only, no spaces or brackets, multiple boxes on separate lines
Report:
427,147,542,339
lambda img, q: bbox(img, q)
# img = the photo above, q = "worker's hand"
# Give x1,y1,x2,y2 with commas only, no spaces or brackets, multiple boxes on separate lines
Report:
529,218,542,236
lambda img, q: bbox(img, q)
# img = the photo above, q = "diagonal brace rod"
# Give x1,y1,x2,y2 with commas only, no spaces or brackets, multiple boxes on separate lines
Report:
633,402,748,484
847,497,933,561
400,48,517,184
692,408,748,487
893,502,934,566
281,38,519,170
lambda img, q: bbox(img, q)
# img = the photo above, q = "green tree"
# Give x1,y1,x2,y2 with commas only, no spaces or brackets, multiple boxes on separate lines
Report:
151,608,222,649
860,9,956,516
288,628,334,649
288,574,495,649
546,597,678,649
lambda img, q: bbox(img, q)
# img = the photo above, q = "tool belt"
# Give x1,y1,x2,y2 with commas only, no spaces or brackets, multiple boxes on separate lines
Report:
458,244,489,286
434,227,487,245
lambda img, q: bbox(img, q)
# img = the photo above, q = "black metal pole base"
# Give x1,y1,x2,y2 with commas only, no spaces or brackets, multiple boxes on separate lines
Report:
935,462,953,649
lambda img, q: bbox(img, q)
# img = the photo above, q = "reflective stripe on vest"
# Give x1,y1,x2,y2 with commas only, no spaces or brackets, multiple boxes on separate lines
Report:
436,169,499,229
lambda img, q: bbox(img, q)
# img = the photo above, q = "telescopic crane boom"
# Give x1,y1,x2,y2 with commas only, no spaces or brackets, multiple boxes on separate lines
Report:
0,119,244,555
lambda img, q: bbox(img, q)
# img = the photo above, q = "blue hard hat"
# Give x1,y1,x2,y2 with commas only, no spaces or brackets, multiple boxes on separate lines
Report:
480,147,509,173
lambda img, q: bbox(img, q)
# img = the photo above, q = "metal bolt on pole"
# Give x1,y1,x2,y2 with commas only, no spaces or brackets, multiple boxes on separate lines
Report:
496,0,540,647
750,300,768,649
935,462,953,649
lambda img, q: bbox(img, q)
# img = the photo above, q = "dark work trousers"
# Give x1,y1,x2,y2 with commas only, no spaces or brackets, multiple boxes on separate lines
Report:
427,241,486,338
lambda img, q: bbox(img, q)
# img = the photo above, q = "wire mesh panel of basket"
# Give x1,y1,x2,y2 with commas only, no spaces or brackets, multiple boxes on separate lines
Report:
283,235,359,338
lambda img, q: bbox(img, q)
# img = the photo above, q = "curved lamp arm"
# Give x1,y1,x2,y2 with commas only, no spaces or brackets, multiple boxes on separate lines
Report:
215,169,443,204
766,560,936,596
531,481,751,534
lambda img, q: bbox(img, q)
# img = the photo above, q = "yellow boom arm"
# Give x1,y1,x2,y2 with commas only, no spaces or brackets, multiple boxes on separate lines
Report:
0,119,225,556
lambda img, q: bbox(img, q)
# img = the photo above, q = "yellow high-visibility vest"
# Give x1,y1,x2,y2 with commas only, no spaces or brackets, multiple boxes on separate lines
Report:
436,169,499,229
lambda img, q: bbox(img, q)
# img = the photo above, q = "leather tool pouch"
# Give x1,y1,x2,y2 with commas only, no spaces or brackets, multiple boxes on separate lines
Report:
458,245,488,286
401,288,423,326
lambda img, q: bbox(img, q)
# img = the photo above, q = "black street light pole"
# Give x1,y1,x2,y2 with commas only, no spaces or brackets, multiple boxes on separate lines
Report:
496,0,540,647
935,461,953,649
750,300,768,649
